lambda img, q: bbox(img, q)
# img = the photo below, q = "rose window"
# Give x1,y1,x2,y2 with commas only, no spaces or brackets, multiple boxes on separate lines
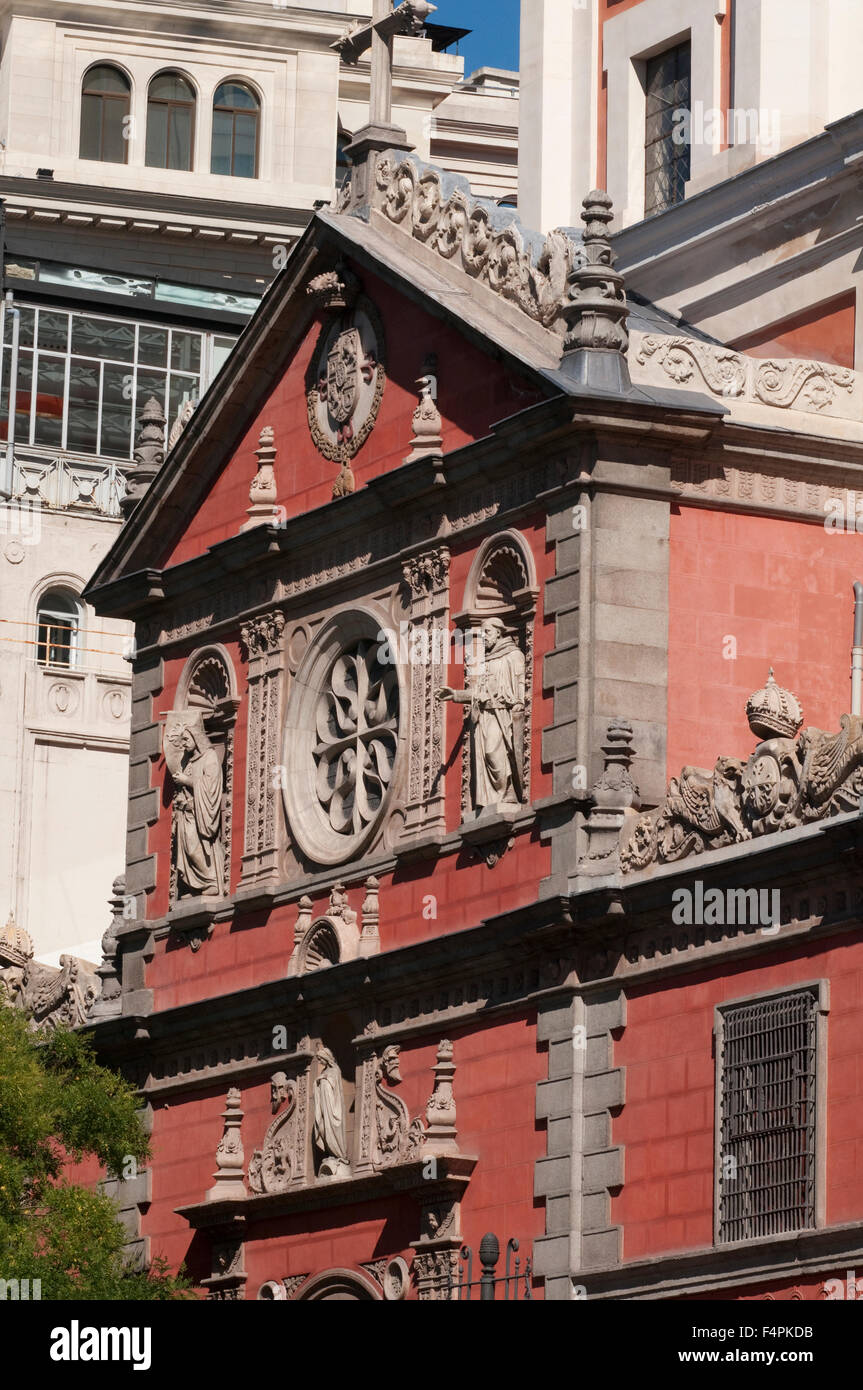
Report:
314,642,398,837
283,614,403,866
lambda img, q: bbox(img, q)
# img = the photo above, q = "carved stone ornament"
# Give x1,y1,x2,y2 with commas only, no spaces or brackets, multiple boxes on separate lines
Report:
424,1039,458,1154
635,334,857,413
621,671,863,872
313,1046,351,1180
207,1087,247,1202
283,616,402,866
561,189,629,356
248,1072,301,1195
373,1045,426,1168
306,263,361,311
240,425,281,532
164,709,226,898
404,373,443,467
0,912,101,1030
89,874,125,1020
372,154,578,333
439,617,526,812
287,882,371,975
306,294,385,488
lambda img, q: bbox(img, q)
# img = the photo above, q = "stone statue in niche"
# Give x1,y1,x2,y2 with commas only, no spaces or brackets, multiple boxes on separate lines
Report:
438,617,526,810
164,710,226,897
313,1046,350,1180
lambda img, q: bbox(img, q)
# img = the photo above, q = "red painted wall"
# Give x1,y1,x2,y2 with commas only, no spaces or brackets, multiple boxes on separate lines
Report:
143,1014,547,1297
161,265,544,570
612,935,863,1261
734,294,856,371
667,503,863,779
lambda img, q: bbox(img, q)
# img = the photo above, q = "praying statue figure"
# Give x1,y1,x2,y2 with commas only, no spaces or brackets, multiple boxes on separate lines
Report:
313,1046,350,1179
438,617,526,811
165,715,226,898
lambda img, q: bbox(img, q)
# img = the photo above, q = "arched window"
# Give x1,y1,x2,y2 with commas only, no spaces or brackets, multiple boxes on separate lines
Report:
211,81,259,178
36,590,81,668
79,65,131,164
146,72,196,170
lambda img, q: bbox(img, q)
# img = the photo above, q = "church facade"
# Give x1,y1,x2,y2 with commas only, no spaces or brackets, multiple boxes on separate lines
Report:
81,115,863,1300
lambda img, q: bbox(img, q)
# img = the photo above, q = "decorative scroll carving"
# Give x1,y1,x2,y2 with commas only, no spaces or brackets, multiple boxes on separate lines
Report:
372,155,578,334
372,1045,425,1168
248,1071,302,1195
239,611,285,888
306,293,385,495
636,336,747,396
400,546,450,842
635,334,858,415
313,1046,350,1180
622,671,863,872
753,359,855,412
207,1088,247,1202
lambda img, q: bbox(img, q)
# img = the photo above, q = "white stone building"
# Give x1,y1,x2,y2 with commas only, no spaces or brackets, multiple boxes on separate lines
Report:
0,0,517,965
519,0,863,366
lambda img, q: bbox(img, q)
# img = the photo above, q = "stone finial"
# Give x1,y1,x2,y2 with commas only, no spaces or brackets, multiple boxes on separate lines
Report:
206,1087,247,1202
560,190,630,389
294,895,313,946
121,396,167,515
424,1039,458,1154
240,425,281,532
592,720,639,810
404,371,443,470
89,875,125,1021
306,263,360,310
746,668,803,741
359,875,381,958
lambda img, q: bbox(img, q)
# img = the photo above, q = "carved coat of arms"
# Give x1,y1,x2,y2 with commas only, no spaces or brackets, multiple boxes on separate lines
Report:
306,296,385,489
326,328,362,426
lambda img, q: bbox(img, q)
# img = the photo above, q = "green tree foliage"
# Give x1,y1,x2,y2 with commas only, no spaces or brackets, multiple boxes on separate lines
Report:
0,1006,190,1299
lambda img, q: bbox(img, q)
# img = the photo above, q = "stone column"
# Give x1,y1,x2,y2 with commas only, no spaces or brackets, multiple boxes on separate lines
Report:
239,611,286,888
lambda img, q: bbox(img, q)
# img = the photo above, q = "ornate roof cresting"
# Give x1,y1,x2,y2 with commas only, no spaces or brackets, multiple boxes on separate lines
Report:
621,671,863,872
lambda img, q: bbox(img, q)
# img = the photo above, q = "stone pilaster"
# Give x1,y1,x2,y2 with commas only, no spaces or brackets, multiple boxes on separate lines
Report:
239,610,286,888
399,546,450,844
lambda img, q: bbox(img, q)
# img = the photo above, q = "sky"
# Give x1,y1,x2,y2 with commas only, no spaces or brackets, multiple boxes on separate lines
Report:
433,0,520,78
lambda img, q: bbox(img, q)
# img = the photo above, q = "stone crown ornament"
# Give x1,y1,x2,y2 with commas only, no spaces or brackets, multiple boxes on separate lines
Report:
746,668,804,740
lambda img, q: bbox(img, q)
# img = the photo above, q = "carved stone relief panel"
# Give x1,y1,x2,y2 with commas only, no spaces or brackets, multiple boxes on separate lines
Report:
305,289,386,499
239,611,286,888
399,547,450,844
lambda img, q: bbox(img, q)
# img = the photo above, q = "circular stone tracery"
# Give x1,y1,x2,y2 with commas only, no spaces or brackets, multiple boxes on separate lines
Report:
284,616,402,866
314,641,398,837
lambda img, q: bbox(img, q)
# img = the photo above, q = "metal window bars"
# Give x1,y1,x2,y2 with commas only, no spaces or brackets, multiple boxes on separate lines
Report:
719,990,818,1243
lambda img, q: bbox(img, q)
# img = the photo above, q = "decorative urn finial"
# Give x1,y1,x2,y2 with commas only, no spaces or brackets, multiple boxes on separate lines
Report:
745,668,803,740
0,910,33,968
559,190,630,389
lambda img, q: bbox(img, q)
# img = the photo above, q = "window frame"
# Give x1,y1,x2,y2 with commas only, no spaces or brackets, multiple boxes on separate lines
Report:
35,588,83,670
210,79,261,179
145,70,197,172
713,980,829,1248
642,38,691,218
79,63,131,166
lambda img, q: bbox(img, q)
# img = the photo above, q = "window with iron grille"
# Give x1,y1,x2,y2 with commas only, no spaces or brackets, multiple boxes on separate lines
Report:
717,988,820,1244
644,41,691,217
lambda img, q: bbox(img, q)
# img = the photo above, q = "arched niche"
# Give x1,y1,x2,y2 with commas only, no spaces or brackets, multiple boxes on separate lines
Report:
170,646,240,902
294,1268,382,1301
454,530,539,815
